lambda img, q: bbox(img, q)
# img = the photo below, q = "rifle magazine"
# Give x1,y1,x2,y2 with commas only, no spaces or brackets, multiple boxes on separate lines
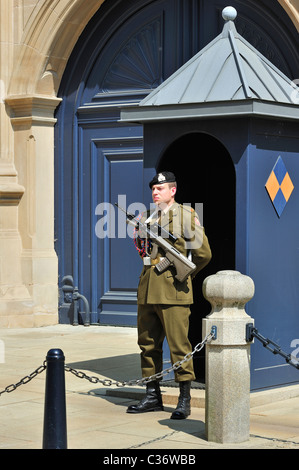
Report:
155,257,172,273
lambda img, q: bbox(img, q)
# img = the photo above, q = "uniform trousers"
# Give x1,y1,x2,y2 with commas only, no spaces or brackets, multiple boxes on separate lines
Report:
137,303,195,382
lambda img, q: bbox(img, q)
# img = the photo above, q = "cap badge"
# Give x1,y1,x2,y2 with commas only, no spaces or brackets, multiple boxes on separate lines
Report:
158,173,166,183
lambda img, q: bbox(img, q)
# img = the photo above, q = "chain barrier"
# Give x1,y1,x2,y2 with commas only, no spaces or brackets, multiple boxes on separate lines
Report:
2,324,298,398
0,362,46,397
246,323,299,370
0,331,215,396
65,331,215,386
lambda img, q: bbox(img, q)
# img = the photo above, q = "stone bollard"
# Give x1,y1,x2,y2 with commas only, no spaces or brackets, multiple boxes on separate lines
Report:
202,270,255,443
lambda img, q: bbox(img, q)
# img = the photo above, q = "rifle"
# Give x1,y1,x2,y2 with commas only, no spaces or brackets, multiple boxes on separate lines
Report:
115,203,196,282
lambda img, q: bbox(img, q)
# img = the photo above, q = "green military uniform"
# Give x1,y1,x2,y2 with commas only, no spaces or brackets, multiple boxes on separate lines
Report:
135,202,212,382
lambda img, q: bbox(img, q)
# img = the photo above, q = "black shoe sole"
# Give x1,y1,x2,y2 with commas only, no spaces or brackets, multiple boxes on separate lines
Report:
170,411,190,419
126,406,164,414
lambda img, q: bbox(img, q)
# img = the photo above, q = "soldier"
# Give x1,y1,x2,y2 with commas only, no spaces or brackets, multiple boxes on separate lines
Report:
127,171,212,419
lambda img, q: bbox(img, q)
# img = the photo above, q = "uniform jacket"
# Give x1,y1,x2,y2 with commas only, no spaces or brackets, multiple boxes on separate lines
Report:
136,202,212,305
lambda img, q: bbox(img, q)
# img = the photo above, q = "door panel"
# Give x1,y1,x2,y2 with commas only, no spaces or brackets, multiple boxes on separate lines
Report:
78,124,144,324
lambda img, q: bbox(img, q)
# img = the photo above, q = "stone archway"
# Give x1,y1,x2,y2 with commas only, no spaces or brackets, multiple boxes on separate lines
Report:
9,0,106,97
278,0,299,31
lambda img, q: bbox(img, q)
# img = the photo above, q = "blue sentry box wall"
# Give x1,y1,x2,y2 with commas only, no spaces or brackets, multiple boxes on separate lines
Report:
240,119,299,389
142,117,299,390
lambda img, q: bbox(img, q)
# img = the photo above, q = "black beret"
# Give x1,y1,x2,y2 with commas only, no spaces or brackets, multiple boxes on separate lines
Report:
149,171,176,189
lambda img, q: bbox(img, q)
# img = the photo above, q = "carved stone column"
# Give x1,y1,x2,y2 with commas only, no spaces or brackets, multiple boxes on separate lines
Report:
0,0,32,326
5,95,61,327
0,180,30,321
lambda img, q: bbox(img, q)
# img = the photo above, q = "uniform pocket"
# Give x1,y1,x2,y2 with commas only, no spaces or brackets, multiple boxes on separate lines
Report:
174,277,191,300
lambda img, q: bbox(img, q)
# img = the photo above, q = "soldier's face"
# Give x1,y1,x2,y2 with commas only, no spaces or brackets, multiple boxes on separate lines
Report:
152,183,176,208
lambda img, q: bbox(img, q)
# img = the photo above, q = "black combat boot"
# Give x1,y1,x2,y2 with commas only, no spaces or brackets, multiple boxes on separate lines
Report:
170,381,191,419
126,381,164,413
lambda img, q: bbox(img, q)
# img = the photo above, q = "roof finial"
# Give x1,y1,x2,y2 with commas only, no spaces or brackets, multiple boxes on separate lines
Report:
222,6,237,22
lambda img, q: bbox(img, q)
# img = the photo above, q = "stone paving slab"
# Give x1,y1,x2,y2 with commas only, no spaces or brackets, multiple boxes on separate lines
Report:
0,325,299,451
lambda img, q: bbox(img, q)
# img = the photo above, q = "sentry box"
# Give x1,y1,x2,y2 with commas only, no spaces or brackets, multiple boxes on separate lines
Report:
121,8,299,389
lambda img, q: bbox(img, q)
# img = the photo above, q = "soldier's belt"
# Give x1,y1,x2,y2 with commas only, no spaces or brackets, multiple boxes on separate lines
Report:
143,256,165,266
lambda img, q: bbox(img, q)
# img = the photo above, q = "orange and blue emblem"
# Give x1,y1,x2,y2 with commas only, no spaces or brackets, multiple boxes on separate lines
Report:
265,156,294,217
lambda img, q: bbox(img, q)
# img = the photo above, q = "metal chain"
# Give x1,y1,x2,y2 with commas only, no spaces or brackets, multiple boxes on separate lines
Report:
0,362,46,397
246,323,299,370
64,331,215,387
0,331,215,396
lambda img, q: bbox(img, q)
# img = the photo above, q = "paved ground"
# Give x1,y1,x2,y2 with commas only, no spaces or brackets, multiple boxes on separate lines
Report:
0,324,299,452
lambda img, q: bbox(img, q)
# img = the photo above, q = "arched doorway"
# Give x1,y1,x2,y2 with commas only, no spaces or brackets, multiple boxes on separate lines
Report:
157,132,236,380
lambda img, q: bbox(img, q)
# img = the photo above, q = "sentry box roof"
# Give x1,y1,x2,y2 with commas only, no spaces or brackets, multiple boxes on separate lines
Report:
120,7,299,123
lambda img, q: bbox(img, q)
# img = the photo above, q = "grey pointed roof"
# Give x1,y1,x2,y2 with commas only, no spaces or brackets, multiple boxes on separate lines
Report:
121,8,299,123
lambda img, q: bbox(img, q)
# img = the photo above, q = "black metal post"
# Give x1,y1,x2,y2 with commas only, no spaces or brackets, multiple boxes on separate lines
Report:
42,349,67,449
